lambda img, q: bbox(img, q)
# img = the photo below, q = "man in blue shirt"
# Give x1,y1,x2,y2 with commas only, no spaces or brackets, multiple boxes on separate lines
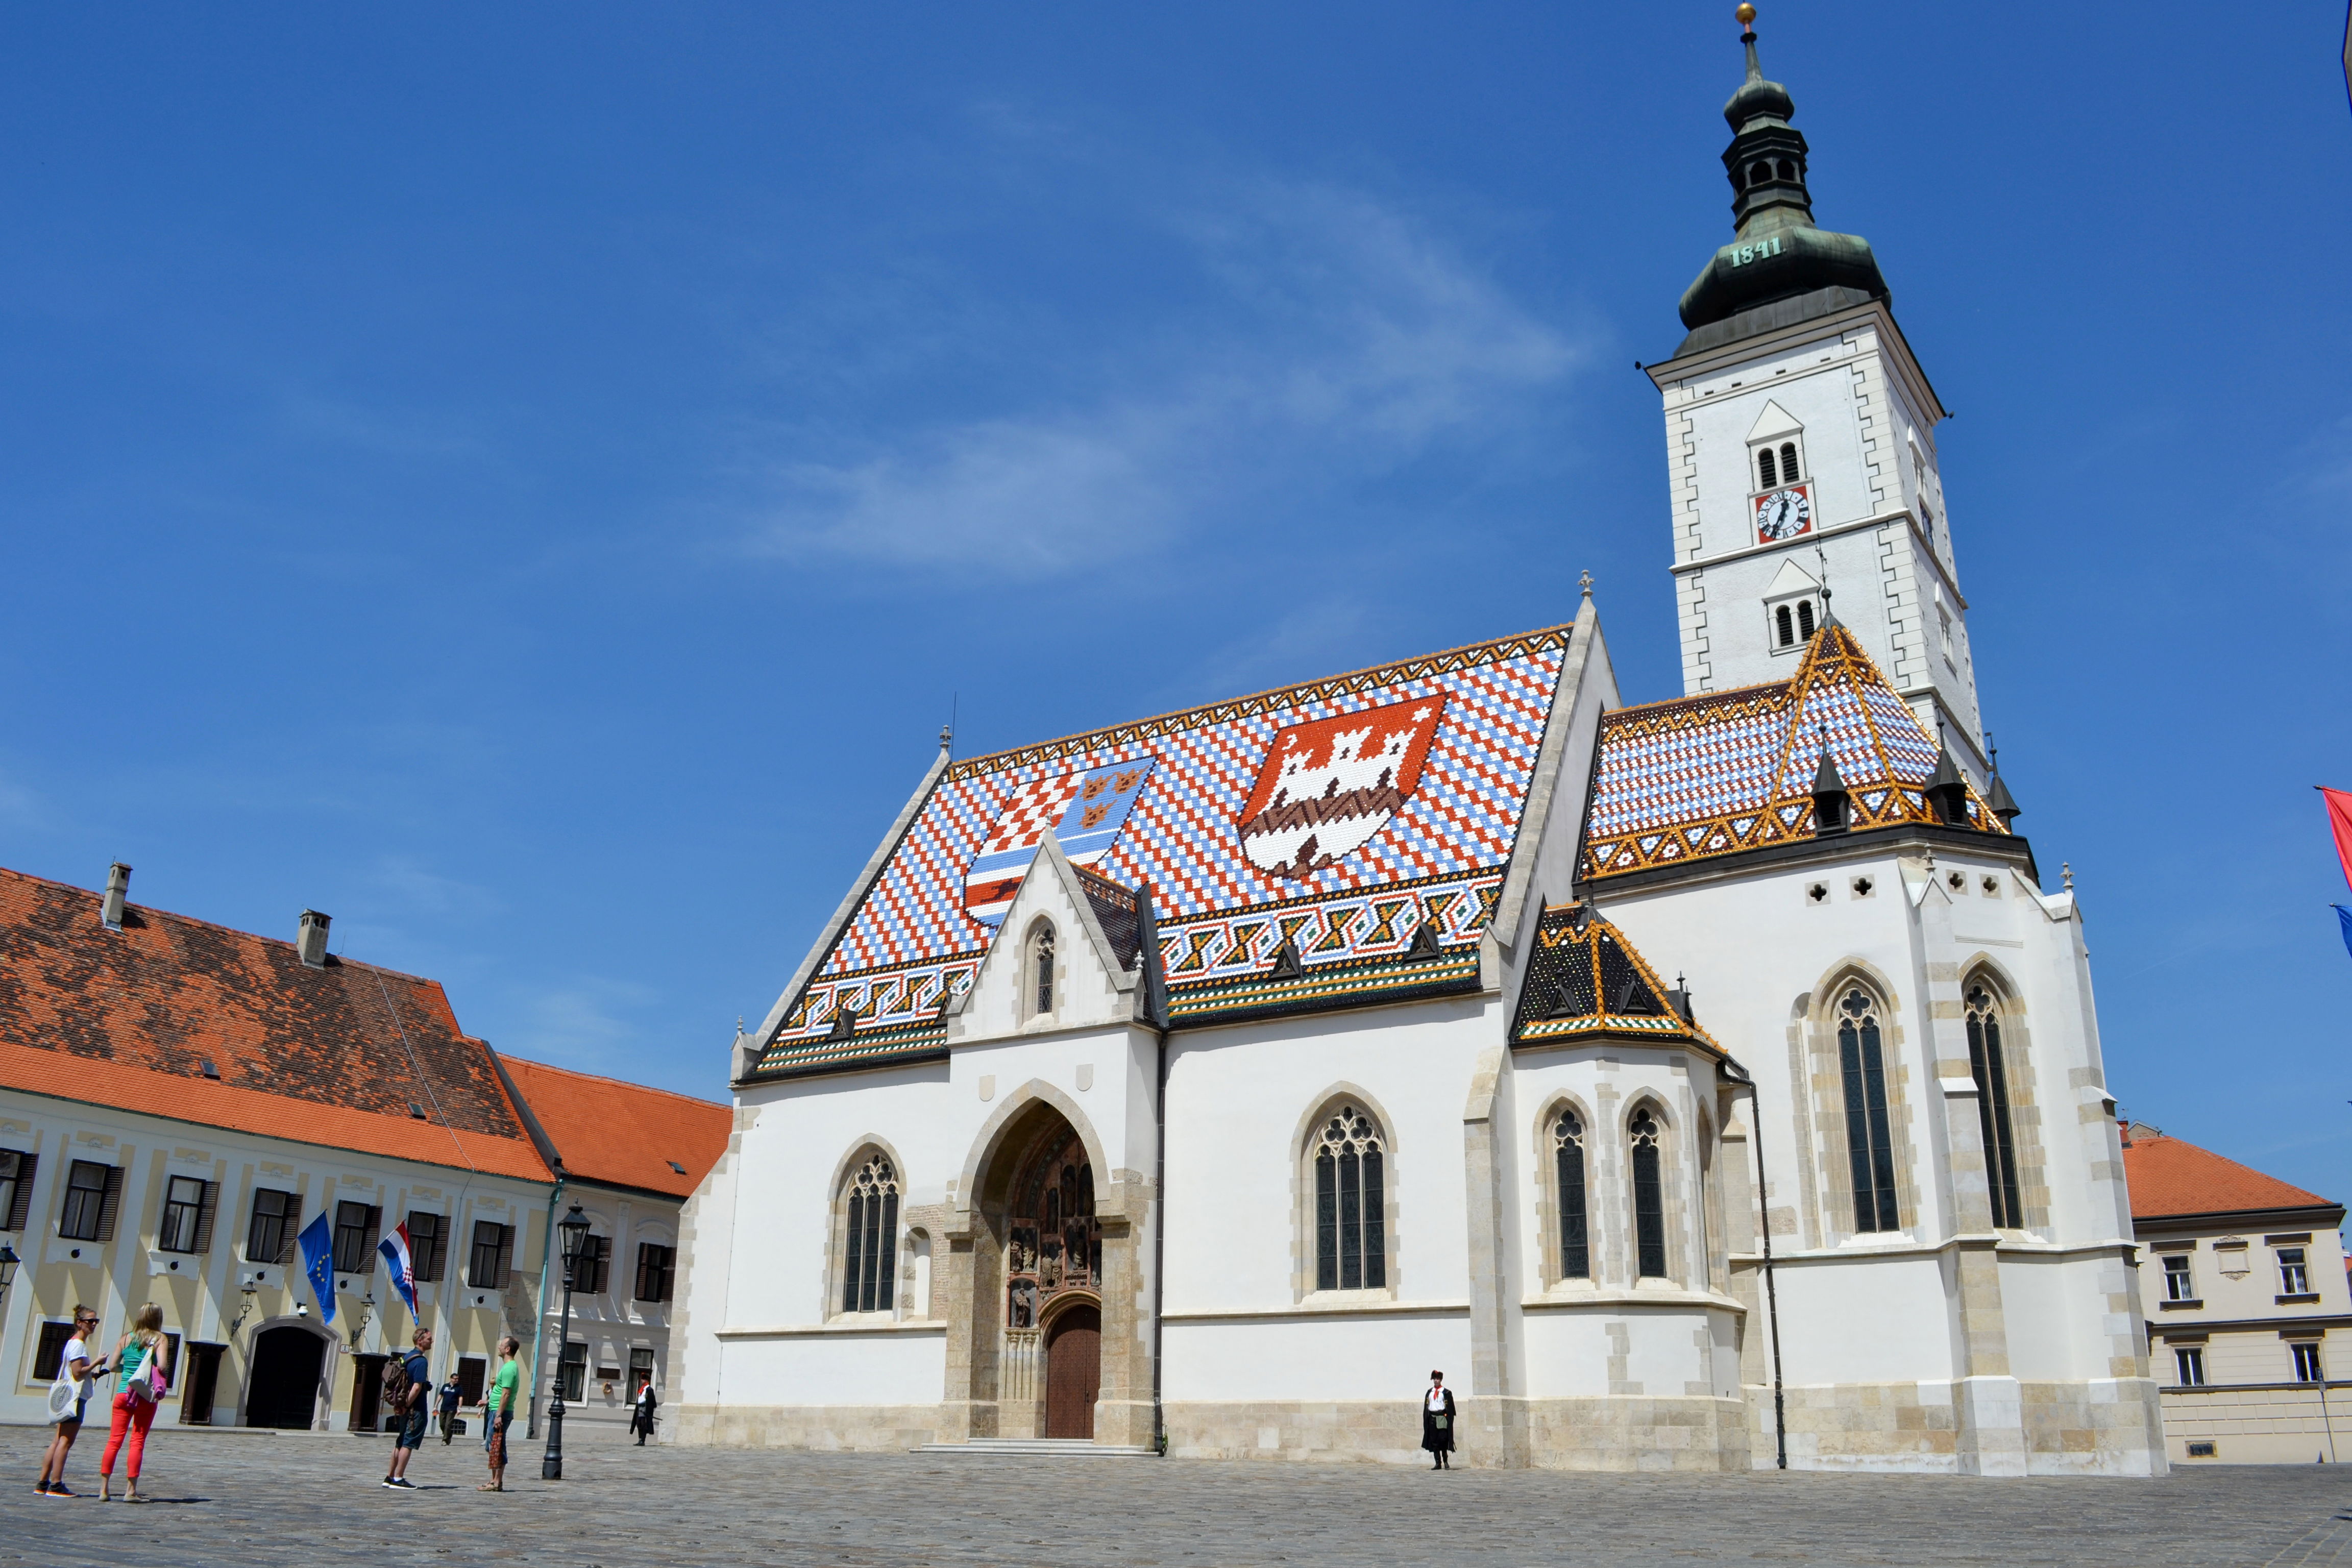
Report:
382,1328,433,1489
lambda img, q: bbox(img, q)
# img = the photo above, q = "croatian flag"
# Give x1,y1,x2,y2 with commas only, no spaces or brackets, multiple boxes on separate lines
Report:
378,1224,419,1321
296,1212,336,1326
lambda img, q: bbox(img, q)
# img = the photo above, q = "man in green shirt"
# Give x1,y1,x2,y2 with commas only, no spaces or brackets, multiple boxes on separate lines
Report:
480,1336,520,1492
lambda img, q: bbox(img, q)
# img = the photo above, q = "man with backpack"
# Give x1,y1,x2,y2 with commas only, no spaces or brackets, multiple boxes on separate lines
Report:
381,1328,433,1490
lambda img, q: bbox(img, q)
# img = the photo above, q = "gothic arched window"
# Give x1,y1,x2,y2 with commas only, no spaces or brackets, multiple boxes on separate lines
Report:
1775,604,1795,647
1966,983,2024,1229
840,1153,900,1314
1555,1109,1589,1280
1836,988,1902,1232
1630,1108,1668,1279
1027,922,1057,1019
1313,1105,1387,1292
1779,440,1800,481
1797,598,1816,640
1757,446,1778,489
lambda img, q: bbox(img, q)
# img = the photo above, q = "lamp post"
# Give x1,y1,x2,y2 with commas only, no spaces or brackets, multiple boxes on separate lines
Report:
542,1203,590,1481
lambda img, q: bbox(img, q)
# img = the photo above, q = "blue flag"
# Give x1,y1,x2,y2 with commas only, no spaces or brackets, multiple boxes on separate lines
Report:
2337,905,2352,961
297,1211,337,1325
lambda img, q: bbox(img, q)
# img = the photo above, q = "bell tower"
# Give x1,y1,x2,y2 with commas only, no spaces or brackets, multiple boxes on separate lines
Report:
1644,6,1984,768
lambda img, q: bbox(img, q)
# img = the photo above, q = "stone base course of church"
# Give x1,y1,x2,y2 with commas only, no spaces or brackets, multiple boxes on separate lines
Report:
1752,1379,2166,1476
669,1402,944,1452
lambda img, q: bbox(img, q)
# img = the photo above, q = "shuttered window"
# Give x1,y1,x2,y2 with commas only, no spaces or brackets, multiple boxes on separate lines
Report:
60,1160,120,1243
247,1188,299,1264
0,1150,34,1233
332,1200,382,1275
469,1221,514,1289
574,1234,611,1295
406,1212,448,1283
634,1243,676,1304
159,1176,219,1254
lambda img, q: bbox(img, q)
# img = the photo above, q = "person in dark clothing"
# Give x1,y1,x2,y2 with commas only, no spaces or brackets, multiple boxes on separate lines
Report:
1421,1370,1457,1469
629,1382,658,1446
436,1376,462,1444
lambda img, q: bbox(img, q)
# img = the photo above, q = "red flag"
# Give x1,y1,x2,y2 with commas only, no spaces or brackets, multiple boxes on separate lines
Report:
2323,788,2352,893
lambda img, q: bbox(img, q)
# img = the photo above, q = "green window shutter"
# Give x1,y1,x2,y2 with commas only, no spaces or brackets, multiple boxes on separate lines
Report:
4,1152,35,1233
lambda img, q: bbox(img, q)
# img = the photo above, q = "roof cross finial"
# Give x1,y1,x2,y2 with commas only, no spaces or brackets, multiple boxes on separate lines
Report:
2062,861,2074,892
1578,569,1594,599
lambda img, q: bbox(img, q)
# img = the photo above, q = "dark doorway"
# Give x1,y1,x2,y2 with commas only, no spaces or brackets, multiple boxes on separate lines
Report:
246,1326,327,1429
350,1353,388,1434
1043,1305,1100,1440
179,1342,226,1425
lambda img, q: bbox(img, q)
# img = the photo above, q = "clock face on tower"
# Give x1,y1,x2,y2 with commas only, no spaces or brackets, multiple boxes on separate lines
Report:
1753,485,1813,543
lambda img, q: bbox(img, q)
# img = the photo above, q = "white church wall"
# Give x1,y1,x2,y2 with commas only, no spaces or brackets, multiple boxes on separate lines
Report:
1772,1254,1955,1386
1162,1315,1473,1404
1673,325,1886,564
1162,993,1497,1319
718,1328,948,1407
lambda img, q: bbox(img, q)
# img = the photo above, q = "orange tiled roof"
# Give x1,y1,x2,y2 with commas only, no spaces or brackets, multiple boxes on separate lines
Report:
498,1055,729,1199
2122,1130,2335,1222
0,866,552,1183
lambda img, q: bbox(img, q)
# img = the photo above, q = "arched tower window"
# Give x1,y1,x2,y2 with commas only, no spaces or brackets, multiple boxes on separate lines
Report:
1836,988,1902,1232
1779,440,1800,481
1966,984,2024,1229
1629,1107,1668,1279
1749,160,1773,187
1797,598,1816,640
1776,158,1797,181
1775,604,1795,647
1757,446,1778,489
1313,1105,1387,1292
1554,1109,1589,1280
1027,922,1057,1019
840,1153,900,1314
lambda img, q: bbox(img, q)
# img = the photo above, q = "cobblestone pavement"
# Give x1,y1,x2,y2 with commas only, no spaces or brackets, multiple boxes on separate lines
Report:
7,1426,2352,1568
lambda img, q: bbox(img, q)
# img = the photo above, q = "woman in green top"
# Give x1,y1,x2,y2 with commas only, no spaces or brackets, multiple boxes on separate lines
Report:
480,1336,520,1492
98,1304,172,1503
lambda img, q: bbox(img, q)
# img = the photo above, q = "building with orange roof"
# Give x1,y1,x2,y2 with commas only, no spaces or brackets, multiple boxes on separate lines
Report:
495,1056,729,1432
2121,1122,2348,1465
0,862,727,1444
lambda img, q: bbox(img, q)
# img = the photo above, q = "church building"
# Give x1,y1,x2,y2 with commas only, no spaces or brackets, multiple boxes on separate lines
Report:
669,16,2165,1476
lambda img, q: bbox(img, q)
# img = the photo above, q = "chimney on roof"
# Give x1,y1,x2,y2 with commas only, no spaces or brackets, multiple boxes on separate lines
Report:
1924,733,1972,827
1810,731,1850,835
101,863,131,929
297,909,331,968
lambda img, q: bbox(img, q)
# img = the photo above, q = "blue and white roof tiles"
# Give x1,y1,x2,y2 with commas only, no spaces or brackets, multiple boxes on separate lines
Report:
1582,621,2007,881
748,624,1578,1080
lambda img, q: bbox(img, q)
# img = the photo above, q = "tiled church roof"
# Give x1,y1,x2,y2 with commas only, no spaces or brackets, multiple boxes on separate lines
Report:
752,625,1573,1079
1582,621,2005,880
1509,902,1720,1054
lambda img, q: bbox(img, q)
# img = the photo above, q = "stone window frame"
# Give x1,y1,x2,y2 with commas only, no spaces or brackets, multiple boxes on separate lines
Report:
1291,1086,1401,1305
1623,1094,1682,1285
1529,1093,1601,1290
1801,964,1923,1248
1022,918,1059,1025
1957,960,2050,1235
822,1137,909,1323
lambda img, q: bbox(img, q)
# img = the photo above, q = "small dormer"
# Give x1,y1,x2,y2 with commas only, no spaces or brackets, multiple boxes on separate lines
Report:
1760,556,1822,657
1746,400,1807,496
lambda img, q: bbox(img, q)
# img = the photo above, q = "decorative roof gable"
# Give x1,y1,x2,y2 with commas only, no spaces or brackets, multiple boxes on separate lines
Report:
1510,902,1719,1052
750,624,1574,1079
1582,622,2006,880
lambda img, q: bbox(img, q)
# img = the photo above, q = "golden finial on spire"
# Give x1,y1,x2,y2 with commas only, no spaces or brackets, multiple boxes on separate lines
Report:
1736,4,1757,25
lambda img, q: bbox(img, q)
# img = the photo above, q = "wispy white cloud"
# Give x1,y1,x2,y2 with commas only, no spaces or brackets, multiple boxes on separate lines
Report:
745,175,1586,580
496,977,662,1073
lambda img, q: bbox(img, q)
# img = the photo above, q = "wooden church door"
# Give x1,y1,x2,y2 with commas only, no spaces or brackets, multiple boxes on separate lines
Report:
1043,1306,1100,1439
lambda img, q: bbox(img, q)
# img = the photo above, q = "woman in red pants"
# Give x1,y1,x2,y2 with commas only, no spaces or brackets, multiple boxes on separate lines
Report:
97,1304,171,1503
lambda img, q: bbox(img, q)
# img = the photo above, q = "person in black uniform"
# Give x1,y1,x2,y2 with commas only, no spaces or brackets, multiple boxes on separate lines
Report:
1421,1370,1456,1470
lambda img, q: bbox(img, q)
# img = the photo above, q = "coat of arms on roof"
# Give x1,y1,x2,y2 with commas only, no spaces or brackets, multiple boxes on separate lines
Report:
1238,698,1446,881
963,759,1156,926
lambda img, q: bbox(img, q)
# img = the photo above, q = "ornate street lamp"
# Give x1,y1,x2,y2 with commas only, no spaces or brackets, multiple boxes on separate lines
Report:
542,1202,591,1481
348,1289,376,1351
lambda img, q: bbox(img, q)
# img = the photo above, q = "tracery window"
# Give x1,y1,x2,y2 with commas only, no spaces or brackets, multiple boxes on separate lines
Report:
1836,988,1902,1233
1964,983,2023,1229
1028,923,1057,1019
1554,1110,1589,1280
1314,1105,1387,1292
840,1154,900,1314
1629,1108,1668,1280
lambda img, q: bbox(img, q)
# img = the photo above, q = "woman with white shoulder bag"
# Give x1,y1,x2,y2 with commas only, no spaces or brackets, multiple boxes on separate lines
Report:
35,1305,106,1497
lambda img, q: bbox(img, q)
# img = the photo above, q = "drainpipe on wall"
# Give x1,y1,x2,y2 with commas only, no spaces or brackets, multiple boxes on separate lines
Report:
1720,1055,1786,1470
526,1175,565,1441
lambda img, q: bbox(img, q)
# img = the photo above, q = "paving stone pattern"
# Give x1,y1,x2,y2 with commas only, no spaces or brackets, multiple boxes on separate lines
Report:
7,1426,2352,1567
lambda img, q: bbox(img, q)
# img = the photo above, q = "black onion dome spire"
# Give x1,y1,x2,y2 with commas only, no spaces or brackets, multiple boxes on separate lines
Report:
1675,6,1889,355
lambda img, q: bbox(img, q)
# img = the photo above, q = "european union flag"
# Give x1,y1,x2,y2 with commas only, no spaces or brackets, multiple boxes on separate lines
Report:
297,1211,337,1325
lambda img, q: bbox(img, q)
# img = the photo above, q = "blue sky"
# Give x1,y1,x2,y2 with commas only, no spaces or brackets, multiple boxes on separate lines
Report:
3,5,2347,1196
